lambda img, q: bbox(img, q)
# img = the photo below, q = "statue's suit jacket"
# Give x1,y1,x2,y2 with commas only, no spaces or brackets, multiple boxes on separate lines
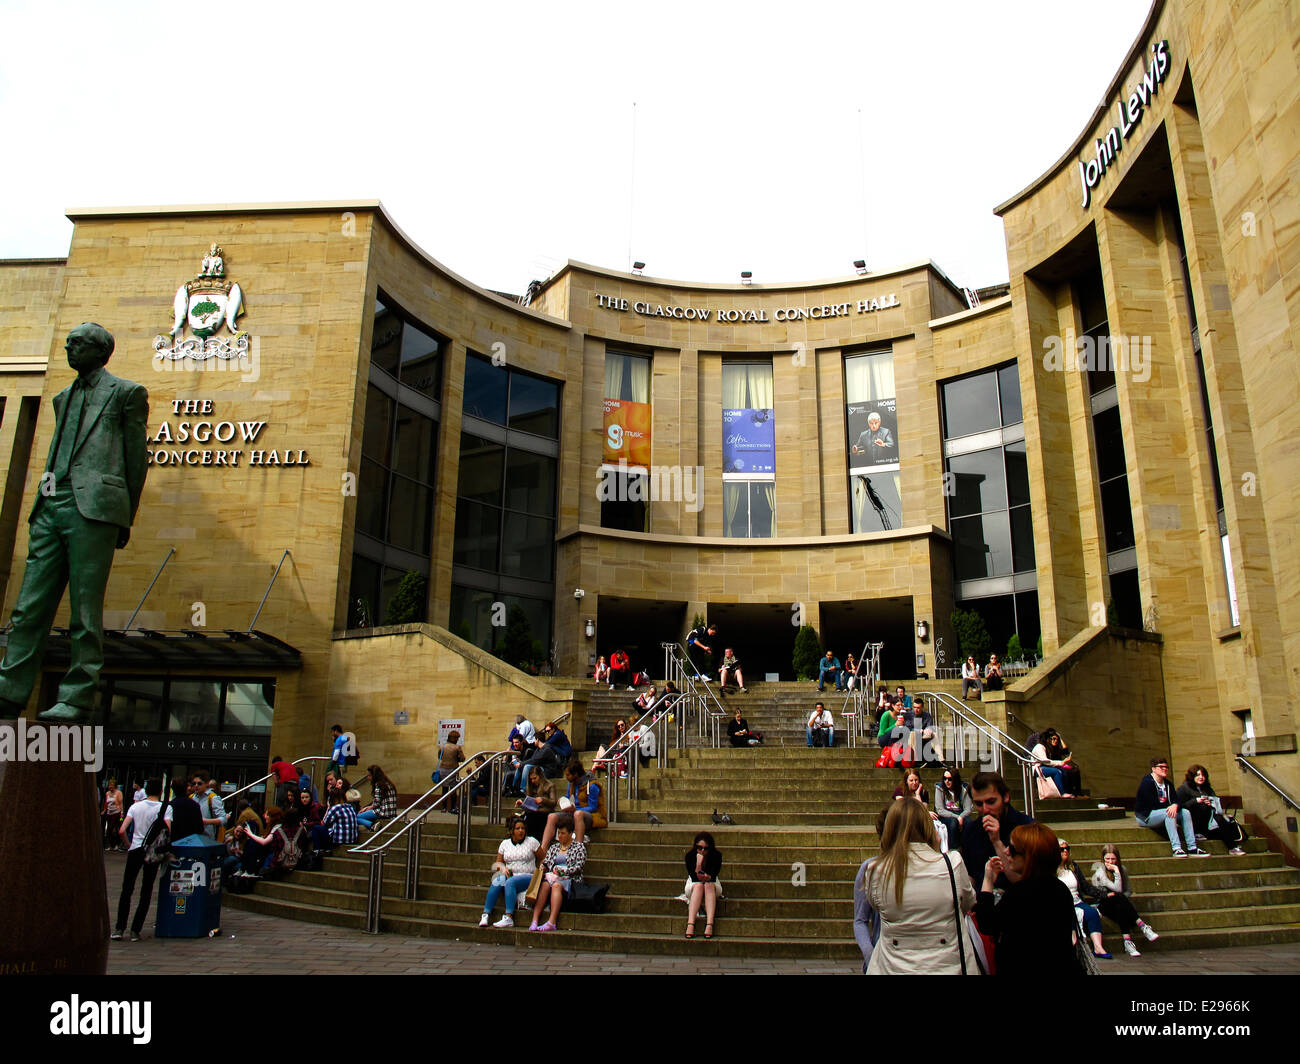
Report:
35,370,149,529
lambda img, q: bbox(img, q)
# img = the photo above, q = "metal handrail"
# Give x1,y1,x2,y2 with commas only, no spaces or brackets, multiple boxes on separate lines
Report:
838,640,882,747
915,690,1039,818
349,747,510,934
1236,755,1300,812
662,642,727,746
348,709,572,934
591,691,683,822
223,755,335,809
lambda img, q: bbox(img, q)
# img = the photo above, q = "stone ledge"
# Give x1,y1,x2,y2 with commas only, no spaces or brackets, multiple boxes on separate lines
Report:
1233,734,1298,757
333,623,582,706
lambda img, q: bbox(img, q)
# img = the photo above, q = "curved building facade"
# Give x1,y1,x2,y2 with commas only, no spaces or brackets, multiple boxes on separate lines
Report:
0,0,1295,847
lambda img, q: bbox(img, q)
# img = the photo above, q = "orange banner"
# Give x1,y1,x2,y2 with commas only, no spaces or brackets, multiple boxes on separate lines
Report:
603,398,652,467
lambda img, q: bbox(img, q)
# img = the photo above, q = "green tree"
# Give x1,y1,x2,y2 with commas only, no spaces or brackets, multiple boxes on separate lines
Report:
1006,633,1023,663
1036,634,1044,661
792,625,821,680
383,570,427,625
691,611,707,632
950,608,991,664
493,604,535,669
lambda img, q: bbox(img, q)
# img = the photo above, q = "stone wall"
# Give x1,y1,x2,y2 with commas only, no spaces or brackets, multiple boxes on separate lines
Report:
327,623,587,795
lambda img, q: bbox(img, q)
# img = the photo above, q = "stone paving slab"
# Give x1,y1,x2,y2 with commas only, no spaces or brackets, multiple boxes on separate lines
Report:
102,853,1300,976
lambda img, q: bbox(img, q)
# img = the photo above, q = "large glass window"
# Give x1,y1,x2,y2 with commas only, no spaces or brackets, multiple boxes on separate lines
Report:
942,362,1038,641
451,355,561,659
846,349,901,532
723,363,775,537
348,294,444,630
371,295,445,399
95,676,276,734
1076,268,1140,626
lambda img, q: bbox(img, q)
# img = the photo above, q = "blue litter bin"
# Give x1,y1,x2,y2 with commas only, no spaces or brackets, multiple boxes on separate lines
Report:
155,834,225,938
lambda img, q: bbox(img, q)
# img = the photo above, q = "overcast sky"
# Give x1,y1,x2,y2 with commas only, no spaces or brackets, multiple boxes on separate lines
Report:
0,0,1153,293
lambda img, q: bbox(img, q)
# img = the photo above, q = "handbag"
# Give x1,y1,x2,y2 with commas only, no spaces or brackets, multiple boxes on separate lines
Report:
940,852,975,975
566,880,610,913
1074,932,1099,975
524,864,545,905
1036,772,1061,801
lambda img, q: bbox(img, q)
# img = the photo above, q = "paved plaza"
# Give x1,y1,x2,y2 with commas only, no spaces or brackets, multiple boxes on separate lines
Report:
103,852,1300,976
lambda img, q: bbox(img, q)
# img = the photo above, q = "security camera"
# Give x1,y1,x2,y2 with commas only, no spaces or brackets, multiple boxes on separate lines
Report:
574,589,586,599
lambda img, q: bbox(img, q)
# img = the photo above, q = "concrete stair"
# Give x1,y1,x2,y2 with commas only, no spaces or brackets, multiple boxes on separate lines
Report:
225,743,1300,959
580,678,967,748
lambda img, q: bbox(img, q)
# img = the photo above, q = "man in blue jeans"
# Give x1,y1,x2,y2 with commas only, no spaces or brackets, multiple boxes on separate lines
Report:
807,702,834,747
1135,756,1206,857
818,651,844,692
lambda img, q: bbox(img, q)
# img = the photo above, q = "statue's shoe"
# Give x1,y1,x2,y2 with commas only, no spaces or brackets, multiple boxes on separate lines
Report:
39,702,88,722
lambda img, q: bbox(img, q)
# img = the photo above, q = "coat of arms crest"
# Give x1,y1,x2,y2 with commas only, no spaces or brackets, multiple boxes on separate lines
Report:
155,243,249,363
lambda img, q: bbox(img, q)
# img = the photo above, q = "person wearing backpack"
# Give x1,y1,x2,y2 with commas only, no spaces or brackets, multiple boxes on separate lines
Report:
236,807,305,878
112,779,163,941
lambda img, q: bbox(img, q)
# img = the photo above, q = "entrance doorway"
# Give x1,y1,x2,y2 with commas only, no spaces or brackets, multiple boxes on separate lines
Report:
819,596,915,682
594,597,687,680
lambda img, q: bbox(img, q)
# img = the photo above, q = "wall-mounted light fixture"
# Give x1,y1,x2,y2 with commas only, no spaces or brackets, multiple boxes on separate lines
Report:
853,259,867,275
632,261,645,275
740,271,753,285
585,619,595,639
915,619,929,642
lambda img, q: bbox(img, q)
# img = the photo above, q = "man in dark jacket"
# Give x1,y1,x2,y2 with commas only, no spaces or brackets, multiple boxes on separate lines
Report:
961,771,1033,888
1135,756,1204,856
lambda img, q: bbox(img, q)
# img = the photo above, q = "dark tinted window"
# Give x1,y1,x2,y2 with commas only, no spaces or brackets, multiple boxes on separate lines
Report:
457,434,504,506
1005,440,1030,508
1100,478,1136,553
1009,505,1036,573
464,356,508,424
942,374,1000,439
952,510,1012,581
948,449,1007,518
391,409,436,484
1093,406,1127,483
509,374,560,438
505,449,557,517
998,364,1023,425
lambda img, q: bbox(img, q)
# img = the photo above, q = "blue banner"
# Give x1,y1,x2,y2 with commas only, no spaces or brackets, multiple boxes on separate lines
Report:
723,408,775,474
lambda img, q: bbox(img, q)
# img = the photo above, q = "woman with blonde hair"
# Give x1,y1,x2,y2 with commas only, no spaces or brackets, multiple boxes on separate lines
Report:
864,798,976,975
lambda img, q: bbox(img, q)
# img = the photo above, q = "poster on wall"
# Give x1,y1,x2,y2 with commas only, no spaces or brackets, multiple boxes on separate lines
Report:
439,719,466,747
847,398,899,469
603,398,652,468
722,408,775,475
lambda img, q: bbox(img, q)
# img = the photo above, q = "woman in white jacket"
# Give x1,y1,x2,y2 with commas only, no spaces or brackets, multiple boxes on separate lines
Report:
865,798,977,975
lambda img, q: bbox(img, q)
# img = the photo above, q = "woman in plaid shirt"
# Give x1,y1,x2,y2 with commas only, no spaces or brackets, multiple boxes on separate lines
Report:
357,764,399,831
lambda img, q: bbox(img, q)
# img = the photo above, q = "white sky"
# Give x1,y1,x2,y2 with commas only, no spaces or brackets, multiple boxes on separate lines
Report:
0,0,1154,293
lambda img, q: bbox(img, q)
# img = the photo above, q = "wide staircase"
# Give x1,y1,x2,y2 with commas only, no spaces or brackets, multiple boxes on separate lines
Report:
582,677,968,749
225,737,1300,960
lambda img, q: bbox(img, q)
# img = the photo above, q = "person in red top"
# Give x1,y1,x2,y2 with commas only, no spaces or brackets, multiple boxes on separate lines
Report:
609,649,632,691
270,755,299,808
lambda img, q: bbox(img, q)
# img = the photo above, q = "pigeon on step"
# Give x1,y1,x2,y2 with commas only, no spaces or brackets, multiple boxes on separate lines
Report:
719,812,735,825
647,811,663,825
711,809,722,824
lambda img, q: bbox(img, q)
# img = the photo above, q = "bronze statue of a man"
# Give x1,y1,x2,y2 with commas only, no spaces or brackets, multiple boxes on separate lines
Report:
0,323,149,722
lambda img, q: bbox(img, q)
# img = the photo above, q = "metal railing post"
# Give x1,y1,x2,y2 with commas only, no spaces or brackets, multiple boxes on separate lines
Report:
489,758,501,825
365,852,384,934
404,820,421,899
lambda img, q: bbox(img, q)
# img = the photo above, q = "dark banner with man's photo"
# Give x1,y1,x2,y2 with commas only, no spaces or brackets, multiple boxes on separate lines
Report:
848,398,899,469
